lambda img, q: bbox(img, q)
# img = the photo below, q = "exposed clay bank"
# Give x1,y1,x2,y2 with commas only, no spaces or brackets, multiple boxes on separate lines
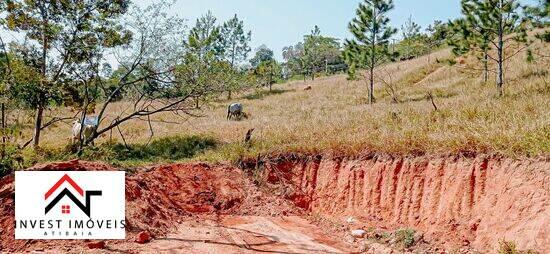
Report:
250,154,549,252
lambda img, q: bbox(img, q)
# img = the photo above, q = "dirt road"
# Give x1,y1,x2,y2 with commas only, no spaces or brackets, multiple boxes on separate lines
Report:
104,216,353,254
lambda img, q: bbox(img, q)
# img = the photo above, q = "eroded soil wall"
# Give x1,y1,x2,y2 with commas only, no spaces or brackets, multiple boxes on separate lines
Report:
259,155,549,252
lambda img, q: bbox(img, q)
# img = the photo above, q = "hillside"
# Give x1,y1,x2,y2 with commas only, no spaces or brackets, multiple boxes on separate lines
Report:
21,36,548,166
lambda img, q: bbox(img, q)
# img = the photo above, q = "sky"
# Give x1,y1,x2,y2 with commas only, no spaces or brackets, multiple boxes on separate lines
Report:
135,0,464,60
134,0,538,61
1,0,540,62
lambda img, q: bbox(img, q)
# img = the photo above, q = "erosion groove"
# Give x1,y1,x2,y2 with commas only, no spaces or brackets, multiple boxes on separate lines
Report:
261,154,549,252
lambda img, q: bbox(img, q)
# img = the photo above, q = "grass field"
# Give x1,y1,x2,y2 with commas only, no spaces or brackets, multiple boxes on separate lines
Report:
12,35,550,166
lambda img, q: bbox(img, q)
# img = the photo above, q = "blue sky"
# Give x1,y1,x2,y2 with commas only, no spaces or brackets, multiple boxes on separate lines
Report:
0,0,539,62
135,0,537,60
136,0,462,60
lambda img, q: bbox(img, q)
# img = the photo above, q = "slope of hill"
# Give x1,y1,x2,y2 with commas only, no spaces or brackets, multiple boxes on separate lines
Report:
25,37,548,165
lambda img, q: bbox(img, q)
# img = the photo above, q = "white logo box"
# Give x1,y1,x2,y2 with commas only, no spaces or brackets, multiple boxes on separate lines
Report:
15,171,126,239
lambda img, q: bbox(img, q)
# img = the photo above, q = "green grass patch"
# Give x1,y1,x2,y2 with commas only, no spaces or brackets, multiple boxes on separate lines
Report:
16,135,218,169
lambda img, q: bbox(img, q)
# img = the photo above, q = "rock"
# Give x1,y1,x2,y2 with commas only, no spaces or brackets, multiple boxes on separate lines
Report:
351,229,367,238
135,231,151,244
87,241,105,249
346,216,356,223
359,241,369,252
344,234,355,244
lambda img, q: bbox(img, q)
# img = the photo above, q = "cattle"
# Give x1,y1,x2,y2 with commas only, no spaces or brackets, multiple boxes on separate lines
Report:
304,85,312,91
227,103,248,120
71,120,96,145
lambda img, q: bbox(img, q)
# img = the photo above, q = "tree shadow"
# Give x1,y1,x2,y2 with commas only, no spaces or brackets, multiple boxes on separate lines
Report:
107,135,217,161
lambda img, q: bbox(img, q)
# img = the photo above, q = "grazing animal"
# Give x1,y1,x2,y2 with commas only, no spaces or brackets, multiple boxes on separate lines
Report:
72,120,96,145
304,85,312,91
227,103,245,120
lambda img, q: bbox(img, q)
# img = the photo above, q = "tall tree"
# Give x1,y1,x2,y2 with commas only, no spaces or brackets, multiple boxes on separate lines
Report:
217,14,252,68
461,0,529,96
4,0,130,148
180,11,227,107
345,0,397,104
217,14,252,99
191,11,219,56
83,1,217,148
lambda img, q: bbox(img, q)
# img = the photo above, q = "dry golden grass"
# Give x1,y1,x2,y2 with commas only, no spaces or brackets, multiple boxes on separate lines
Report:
15,37,550,163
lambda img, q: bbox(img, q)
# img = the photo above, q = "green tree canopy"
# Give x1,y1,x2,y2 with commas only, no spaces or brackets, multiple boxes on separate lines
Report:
3,0,131,148
344,0,397,104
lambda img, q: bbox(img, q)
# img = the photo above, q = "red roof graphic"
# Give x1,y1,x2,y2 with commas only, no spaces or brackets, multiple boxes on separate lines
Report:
44,174,84,200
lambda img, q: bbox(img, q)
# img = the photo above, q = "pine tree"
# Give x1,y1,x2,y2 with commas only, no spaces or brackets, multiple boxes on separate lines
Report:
449,16,494,83
345,0,397,104
217,14,252,99
401,15,422,59
217,14,252,68
459,0,529,96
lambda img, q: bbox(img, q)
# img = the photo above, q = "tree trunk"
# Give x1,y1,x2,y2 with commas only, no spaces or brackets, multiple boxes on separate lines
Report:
32,104,44,149
496,0,504,96
483,48,489,83
34,9,48,149
228,42,236,100
369,66,375,104
497,44,504,96
269,72,273,92
369,5,376,104
1,103,5,159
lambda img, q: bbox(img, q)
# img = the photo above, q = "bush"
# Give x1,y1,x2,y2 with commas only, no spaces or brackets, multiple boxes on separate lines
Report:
395,228,416,249
0,145,24,178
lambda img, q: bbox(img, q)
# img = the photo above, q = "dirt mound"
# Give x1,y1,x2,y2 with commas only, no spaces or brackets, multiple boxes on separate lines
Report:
0,160,301,252
253,154,549,253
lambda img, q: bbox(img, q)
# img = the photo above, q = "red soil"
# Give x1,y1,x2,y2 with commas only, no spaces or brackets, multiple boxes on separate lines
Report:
0,160,301,253
257,154,549,253
1,155,548,253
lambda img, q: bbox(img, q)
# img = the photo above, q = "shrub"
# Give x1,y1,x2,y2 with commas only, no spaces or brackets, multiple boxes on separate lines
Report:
395,228,416,249
0,145,24,178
